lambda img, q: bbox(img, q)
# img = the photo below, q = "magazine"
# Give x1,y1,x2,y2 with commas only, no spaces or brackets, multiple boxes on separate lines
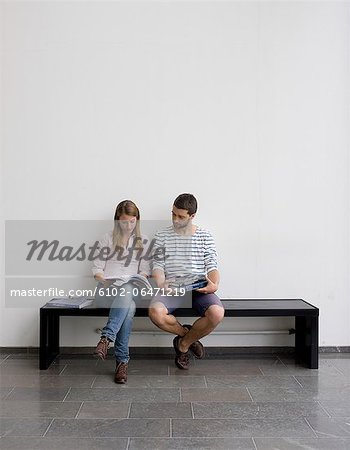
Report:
104,274,153,290
45,297,94,309
183,279,208,291
168,275,208,292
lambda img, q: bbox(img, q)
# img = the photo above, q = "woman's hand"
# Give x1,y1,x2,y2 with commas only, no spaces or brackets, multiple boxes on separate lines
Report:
94,273,105,283
94,273,111,288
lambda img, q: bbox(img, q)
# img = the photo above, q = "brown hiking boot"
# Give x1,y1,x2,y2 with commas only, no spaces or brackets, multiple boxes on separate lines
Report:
114,361,128,384
94,337,110,360
183,324,205,359
173,336,190,370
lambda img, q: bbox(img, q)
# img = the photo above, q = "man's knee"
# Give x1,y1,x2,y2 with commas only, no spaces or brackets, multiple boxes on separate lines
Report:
205,305,225,326
148,303,168,326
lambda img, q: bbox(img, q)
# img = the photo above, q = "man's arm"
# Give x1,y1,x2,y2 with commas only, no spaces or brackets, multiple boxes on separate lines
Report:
152,268,167,289
138,236,152,278
151,231,168,289
197,230,219,294
196,269,220,294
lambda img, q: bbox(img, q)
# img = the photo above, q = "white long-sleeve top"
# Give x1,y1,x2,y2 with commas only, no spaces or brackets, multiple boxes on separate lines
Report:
91,231,151,278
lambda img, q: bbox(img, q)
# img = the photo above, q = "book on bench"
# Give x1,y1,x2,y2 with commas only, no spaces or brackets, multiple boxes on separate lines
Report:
45,297,94,308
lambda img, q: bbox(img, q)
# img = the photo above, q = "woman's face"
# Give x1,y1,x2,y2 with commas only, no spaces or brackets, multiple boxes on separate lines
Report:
118,214,137,234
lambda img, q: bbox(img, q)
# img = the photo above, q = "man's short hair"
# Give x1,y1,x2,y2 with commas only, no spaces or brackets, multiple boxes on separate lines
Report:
173,193,198,215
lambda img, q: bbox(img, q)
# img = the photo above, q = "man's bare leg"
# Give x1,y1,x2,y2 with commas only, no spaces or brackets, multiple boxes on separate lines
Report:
178,305,225,353
148,302,188,337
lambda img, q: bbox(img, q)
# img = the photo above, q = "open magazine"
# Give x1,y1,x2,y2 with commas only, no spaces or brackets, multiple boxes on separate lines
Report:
104,274,153,290
104,274,207,293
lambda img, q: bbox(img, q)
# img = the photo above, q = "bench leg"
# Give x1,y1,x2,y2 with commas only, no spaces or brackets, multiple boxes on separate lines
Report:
40,310,60,370
295,315,318,369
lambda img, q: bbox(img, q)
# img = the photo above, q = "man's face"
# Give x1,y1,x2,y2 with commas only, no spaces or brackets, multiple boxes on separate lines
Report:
172,206,194,230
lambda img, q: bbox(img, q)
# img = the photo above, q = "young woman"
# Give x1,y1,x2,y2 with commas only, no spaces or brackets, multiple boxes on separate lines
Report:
92,200,150,383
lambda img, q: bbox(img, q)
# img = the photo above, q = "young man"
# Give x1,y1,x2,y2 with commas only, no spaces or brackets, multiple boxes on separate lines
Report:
149,193,225,369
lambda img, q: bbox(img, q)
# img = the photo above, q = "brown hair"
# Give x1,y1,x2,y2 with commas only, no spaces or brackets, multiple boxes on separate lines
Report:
112,200,143,250
173,193,198,215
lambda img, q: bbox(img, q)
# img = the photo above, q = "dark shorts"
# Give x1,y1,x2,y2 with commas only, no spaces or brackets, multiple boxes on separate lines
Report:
150,290,224,317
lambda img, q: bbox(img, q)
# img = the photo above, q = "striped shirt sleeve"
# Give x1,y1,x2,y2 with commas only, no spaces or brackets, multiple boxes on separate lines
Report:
203,230,218,273
138,235,152,276
151,230,166,273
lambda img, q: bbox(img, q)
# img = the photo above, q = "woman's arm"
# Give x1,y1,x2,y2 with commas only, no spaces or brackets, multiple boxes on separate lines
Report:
91,232,110,280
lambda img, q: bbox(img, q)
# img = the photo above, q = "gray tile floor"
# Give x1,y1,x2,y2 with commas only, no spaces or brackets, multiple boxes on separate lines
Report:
1,352,350,449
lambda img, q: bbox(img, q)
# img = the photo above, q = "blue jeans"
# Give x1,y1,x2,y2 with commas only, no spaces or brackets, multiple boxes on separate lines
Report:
95,282,137,363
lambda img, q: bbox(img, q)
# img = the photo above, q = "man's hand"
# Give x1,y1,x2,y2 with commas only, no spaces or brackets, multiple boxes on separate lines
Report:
196,276,218,294
159,281,174,294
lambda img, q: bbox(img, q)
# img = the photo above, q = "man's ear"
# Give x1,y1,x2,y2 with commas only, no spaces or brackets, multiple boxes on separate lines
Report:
190,213,196,219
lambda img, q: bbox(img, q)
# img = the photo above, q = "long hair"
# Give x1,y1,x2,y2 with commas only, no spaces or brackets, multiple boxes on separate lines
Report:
112,200,143,250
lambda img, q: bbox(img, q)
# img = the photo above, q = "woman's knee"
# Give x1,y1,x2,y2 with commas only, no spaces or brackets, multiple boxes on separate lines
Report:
126,300,136,318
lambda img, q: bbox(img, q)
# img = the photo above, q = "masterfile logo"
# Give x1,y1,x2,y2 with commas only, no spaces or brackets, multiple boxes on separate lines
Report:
5,219,171,307
5,220,170,276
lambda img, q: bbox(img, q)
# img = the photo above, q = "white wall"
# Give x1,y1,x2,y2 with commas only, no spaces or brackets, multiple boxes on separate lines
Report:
1,0,349,348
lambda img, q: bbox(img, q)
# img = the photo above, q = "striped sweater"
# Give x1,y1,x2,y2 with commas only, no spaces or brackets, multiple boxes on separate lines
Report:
152,225,218,282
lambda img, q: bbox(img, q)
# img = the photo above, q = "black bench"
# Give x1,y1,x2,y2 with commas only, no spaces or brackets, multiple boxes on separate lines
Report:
40,298,319,370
